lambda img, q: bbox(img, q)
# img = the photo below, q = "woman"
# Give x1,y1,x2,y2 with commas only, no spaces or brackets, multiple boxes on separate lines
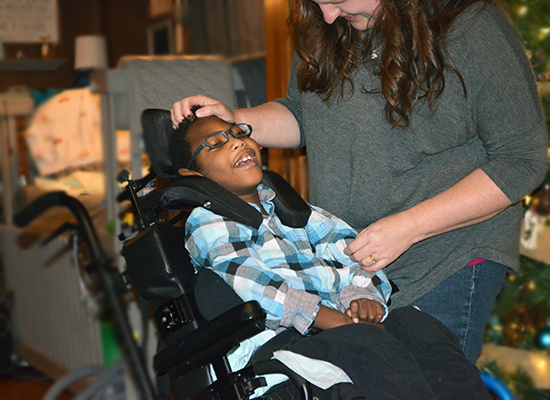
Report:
171,0,548,363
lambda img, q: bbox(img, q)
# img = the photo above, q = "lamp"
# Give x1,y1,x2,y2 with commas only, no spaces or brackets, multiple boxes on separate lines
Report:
74,35,108,71
74,35,108,87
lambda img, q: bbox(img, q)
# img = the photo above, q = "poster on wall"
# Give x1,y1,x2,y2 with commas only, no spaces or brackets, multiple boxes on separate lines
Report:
0,0,59,43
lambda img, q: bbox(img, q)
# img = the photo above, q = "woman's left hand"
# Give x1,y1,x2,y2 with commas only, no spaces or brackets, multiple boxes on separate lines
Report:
345,169,514,272
344,212,418,271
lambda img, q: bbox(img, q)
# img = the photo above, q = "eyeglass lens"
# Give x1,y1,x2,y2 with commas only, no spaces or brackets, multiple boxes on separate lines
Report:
205,124,251,148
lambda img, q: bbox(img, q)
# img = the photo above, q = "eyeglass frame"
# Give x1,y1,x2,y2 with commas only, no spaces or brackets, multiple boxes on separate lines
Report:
185,123,253,169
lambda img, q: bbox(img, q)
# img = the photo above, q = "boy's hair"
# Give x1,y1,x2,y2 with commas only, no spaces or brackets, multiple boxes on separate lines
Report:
170,105,202,171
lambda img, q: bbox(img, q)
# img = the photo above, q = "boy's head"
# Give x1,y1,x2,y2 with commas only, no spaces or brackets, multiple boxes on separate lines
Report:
171,107,264,200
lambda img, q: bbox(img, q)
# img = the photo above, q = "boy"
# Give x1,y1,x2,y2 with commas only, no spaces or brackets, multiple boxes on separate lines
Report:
172,109,490,399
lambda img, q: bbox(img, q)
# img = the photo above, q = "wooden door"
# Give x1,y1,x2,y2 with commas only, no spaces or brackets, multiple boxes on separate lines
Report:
264,0,308,200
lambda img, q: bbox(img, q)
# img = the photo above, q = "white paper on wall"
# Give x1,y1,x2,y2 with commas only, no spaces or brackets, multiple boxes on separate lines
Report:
0,0,59,43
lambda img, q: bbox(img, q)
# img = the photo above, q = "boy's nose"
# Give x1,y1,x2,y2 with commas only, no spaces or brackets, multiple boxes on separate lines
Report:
230,137,246,150
319,4,340,24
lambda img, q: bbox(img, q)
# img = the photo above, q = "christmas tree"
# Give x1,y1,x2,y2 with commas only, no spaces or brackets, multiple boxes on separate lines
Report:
481,1,550,398
501,0,550,77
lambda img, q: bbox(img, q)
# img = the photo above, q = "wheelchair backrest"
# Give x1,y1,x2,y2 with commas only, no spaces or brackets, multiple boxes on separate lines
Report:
121,108,312,335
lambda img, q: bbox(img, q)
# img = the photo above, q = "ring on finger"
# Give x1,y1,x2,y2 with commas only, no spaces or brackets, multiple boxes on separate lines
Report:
369,254,377,264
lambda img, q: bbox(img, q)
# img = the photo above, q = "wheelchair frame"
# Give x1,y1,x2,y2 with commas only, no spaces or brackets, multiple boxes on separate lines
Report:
13,172,313,399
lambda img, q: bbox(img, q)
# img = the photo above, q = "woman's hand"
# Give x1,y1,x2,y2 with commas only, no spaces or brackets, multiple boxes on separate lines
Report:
171,96,301,149
346,299,385,323
345,169,513,272
171,94,236,129
344,212,418,272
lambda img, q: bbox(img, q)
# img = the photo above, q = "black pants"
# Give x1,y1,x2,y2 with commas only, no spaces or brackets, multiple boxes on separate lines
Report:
262,306,491,400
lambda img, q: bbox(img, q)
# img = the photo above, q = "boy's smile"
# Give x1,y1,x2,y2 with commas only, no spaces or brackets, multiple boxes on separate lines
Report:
234,150,257,168
185,116,264,204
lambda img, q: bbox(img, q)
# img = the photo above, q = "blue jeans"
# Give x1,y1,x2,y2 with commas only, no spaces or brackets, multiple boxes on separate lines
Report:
411,260,507,363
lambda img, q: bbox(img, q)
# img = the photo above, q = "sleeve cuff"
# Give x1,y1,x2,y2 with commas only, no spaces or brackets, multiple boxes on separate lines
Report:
280,287,321,335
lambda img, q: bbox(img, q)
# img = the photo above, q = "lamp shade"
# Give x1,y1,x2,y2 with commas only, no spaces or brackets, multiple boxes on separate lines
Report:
74,35,108,70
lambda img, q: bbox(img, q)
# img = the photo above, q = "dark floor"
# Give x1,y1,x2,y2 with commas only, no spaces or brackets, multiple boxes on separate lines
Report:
0,365,71,400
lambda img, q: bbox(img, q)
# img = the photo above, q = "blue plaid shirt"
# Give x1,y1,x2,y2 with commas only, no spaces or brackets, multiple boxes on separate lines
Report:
185,184,392,335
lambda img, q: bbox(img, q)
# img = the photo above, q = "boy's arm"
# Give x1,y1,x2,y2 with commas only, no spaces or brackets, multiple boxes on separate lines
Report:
186,209,321,335
306,206,392,316
313,305,353,330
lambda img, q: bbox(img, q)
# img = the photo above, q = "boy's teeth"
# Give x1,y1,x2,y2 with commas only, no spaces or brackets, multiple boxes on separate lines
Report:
235,154,254,167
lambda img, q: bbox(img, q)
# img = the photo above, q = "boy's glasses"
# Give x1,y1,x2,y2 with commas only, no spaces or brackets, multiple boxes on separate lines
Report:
186,123,253,169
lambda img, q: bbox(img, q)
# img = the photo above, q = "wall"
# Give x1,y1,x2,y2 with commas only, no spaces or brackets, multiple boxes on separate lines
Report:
188,0,264,58
0,0,149,92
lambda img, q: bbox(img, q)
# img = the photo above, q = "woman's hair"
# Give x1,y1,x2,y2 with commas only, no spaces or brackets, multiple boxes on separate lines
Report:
170,105,202,171
289,0,496,127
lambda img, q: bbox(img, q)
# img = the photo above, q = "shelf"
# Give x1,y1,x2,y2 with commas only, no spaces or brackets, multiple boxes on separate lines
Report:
0,93,34,115
0,59,66,72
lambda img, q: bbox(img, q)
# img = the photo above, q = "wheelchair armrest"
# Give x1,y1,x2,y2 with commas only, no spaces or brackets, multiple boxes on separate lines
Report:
154,300,265,376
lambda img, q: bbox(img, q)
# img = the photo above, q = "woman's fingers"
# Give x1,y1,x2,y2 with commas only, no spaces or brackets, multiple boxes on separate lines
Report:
344,214,416,271
170,94,235,128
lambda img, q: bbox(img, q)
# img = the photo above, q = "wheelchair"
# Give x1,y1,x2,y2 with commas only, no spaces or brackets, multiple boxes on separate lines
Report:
118,109,316,399
13,108,514,400
13,108,313,400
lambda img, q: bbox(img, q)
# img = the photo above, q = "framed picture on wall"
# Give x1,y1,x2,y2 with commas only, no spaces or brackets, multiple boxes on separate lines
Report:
147,18,174,55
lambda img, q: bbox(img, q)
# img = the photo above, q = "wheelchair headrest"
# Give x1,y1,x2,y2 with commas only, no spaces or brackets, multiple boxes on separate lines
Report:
141,108,182,179
139,108,312,229
140,170,311,229
141,175,264,228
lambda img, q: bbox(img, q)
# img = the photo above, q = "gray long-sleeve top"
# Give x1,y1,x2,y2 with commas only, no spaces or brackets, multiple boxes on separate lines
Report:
275,3,548,308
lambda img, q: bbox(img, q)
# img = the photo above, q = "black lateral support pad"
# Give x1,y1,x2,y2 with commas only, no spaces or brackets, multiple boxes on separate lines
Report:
262,170,311,228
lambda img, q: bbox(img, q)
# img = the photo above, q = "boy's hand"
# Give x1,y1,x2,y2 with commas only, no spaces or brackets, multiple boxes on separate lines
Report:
313,304,385,331
346,299,385,323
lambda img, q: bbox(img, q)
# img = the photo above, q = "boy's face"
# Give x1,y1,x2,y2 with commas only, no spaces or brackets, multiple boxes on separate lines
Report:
186,116,263,200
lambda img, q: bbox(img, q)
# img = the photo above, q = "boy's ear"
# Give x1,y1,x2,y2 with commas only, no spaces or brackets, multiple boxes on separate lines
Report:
178,168,204,177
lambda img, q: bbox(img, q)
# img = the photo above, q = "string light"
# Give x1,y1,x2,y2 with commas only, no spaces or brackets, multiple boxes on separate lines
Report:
534,323,550,349
517,5,529,17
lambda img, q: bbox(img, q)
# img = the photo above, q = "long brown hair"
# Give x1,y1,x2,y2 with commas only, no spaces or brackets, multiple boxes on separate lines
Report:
289,0,496,127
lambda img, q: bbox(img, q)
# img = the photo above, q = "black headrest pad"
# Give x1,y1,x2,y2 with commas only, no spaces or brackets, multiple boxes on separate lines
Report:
141,108,182,179
141,175,263,229
140,171,311,229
